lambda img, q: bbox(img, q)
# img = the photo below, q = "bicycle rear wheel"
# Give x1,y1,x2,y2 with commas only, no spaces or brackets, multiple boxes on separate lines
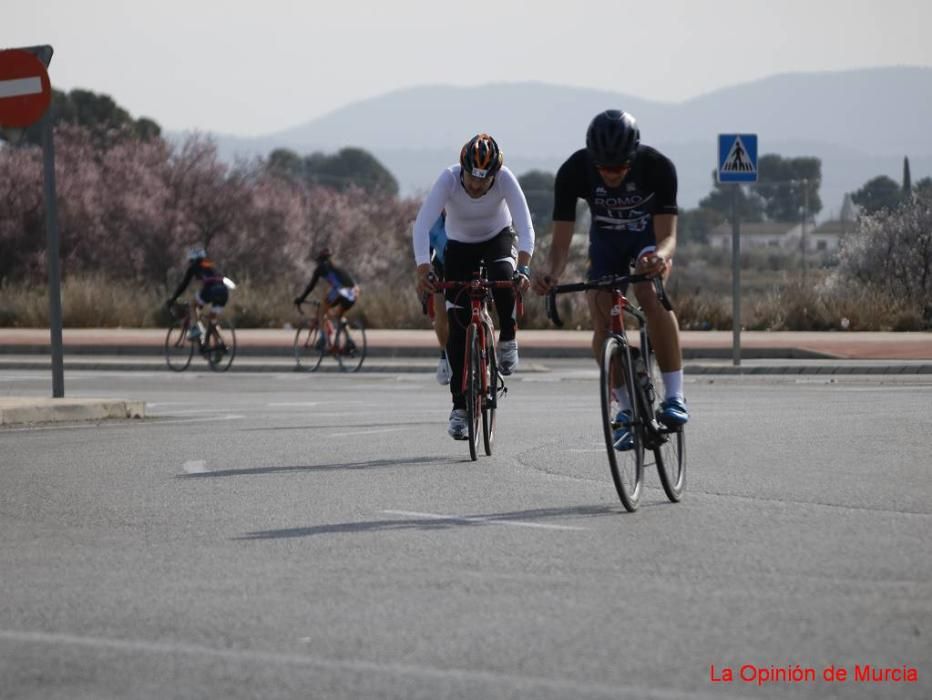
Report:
465,325,481,461
481,324,496,456
335,319,367,372
294,324,325,371
600,336,644,512
164,321,194,371
205,317,236,372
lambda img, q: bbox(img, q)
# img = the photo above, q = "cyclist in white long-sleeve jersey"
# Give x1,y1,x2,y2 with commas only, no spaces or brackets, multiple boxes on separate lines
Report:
413,133,535,440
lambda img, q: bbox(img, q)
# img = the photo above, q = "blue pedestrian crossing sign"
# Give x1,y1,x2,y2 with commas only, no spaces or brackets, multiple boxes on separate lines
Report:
717,133,758,183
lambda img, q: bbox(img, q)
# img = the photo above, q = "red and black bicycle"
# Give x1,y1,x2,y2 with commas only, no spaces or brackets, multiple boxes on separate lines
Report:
437,272,522,461
545,273,685,511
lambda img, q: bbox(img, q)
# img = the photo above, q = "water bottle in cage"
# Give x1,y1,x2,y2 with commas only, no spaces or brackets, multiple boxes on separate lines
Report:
631,347,654,405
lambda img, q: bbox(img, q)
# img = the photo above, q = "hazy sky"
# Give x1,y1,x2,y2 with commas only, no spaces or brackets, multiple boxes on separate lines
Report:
5,0,931,136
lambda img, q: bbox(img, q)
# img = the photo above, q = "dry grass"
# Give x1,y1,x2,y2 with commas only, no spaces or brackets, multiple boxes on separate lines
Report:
1,272,927,331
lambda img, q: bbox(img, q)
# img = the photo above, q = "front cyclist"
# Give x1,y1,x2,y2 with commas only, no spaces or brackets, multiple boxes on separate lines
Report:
166,247,229,339
413,133,535,440
532,110,688,449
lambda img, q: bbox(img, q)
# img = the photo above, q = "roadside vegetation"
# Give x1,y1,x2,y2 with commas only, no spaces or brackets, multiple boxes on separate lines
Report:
1,89,929,331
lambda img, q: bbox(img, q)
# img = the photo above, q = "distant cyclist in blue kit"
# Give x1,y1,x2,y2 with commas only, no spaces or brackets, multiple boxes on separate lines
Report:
293,248,360,347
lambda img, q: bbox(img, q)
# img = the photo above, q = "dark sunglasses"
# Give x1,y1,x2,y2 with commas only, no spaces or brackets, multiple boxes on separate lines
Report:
595,163,631,175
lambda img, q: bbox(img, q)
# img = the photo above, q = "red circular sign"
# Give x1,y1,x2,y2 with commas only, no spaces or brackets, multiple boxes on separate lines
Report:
0,49,52,128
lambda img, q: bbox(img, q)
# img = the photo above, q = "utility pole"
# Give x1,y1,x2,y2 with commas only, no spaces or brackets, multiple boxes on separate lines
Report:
800,178,809,284
731,186,741,367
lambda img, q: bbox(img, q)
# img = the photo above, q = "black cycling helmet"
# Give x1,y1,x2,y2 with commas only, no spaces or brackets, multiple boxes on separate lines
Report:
314,248,332,263
586,110,640,167
460,133,503,179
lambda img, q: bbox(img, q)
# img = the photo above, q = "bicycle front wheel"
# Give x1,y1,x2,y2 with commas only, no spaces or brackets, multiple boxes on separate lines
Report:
294,324,325,371
600,336,644,512
481,324,496,456
335,319,367,372
164,321,194,372
205,317,237,372
465,325,481,461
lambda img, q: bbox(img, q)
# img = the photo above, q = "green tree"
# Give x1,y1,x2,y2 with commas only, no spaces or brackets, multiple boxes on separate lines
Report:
902,156,912,197
754,155,822,221
677,207,725,245
517,170,554,235
3,88,161,147
851,175,902,215
698,171,764,222
305,147,399,196
266,148,305,182
915,177,932,204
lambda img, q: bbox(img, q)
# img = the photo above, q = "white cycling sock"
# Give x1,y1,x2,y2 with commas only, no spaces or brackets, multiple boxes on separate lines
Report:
662,370,685,401
612,387,632,412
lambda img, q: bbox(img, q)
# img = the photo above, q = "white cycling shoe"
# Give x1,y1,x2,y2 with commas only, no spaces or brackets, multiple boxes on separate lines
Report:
447,408,468,440
498,340,519,375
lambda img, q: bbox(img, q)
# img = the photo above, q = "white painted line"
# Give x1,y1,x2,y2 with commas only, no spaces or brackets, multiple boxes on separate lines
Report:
149,408,237,415
325,427,408,438
383,510,587,531
0,628,726,699
153,414,245,426
2,413,245,432
0,76,42,99
182,460,209,474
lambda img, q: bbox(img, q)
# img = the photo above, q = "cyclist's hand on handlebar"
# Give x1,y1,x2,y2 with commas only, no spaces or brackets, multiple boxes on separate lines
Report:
512,266,530,293
416,264,437,295
531,269,557,295
636,252,668,278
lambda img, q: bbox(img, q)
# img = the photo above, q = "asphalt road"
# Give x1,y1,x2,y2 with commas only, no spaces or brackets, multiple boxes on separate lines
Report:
1,364,930,699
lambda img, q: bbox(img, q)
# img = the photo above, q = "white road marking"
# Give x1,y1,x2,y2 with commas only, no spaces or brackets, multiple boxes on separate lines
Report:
182,460,209,474
149,408,236,415
325,427,408,438
383,510,587,532
1,414,245,432
0,628,728,699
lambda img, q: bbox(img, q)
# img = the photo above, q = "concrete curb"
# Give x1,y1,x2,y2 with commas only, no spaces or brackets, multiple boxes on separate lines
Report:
1,356,930,375
0,398,146,426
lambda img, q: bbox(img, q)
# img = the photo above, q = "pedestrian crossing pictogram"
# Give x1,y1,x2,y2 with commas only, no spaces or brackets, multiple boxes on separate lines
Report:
717,133,758,183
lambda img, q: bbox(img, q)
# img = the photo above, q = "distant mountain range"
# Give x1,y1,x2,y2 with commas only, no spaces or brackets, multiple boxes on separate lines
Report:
206,67,932,219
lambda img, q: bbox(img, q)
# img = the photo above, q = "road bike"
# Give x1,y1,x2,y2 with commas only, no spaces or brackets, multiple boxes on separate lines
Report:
545,273,685,511
293,300,367,372
164,302,237,372
437,272,520,461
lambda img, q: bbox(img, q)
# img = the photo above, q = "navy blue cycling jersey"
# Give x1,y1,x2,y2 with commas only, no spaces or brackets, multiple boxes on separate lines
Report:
552,145,678,235
553,144,677,277
298,260,356,301
169,258,224,302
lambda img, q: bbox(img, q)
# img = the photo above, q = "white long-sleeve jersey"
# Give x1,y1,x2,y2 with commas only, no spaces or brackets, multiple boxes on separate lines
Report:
412,165,535,266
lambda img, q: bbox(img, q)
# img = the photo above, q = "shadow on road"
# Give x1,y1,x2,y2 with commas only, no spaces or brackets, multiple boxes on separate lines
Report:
177,455,455,478
234,504,624,540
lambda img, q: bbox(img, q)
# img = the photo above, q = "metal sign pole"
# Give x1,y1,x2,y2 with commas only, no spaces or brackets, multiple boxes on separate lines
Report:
41,110,65,397
731,185,741,367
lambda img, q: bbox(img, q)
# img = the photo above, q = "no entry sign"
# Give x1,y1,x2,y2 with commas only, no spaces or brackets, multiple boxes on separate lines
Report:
0,49,52,128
